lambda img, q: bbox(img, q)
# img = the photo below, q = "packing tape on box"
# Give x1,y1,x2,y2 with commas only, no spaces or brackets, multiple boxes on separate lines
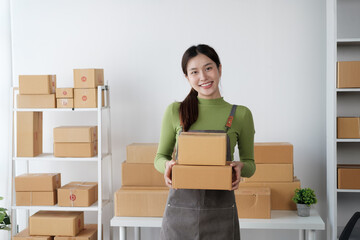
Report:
69,182,94,207
51,75,56,93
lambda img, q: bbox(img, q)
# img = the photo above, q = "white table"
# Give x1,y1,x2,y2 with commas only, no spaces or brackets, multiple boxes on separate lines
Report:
111,210,325,240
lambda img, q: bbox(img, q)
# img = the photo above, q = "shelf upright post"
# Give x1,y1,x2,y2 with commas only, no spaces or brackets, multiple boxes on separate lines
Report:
9,87,16,239
97,85,103,240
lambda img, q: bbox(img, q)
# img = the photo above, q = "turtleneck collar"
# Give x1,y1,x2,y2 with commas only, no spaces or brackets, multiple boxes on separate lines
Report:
197,97,226,105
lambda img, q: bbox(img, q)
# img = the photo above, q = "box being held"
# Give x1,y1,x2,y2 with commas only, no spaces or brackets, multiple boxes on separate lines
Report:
15,173,61,192
235,188,271,219
19,75,56,94
58,182,98,207
74,69,104,89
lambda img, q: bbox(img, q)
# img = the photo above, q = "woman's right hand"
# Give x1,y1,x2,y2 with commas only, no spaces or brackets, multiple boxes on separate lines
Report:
164,160,176,188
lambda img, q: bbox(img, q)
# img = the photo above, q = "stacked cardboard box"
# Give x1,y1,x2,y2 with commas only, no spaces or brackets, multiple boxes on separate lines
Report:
337,117,360,138
56,88,74,108
58,182,98,207
337,61,360,88
17,112,43,157
338,164,360,189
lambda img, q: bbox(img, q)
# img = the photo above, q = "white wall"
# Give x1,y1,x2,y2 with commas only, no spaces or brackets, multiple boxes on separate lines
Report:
3,0,326,239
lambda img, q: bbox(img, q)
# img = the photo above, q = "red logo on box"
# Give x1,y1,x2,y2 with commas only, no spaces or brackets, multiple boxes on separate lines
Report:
82,96,87,101
63,91,67,95
70,194,76,201
81,76,87,82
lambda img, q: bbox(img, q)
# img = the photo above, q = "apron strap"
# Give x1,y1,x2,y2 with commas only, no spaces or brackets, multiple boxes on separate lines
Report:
225,105,237,132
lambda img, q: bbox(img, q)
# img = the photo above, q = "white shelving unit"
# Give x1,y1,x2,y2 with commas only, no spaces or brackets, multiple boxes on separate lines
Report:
9,85,113,240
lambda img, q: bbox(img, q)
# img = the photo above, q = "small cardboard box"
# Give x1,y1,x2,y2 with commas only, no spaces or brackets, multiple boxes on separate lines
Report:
13,228,53,240
17,112,42,157
15,173,61,192
57,99,74,108
254,142,293,164
337,61,360,88
338,165,360,189
54,126,97,143
235,188,271,219
114,187,169,217
29,211,84,236
58,182,98,207
243,164,293,182
54,142,97,157
74,69,104,89
121,161,166,187
178,132,227,165
74,89,104,108
54,224,97,240
337,117,360,138
126,143,158,164
19,75,56,94
172,164,232,190
16,191,57,206
17,94,56,108
56,88,74,98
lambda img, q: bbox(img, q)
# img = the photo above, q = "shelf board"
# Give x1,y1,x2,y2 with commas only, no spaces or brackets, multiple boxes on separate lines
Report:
13,107,109,112
337,38,360,45
13,153,110,162
336,139,360,143
337,189,360,193
12,200,110,211
336,88,360,92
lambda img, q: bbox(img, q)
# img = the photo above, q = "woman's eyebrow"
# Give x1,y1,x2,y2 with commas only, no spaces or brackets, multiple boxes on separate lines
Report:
203,62,213,67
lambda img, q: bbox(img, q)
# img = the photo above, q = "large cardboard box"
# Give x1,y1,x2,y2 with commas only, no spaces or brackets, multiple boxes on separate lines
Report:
243,164,293,182
74,69,104,89
254,142,293,164
19,75,56,95
29,211,84,236
235,188,271,219
15,173,61,192
177,132,227,165
58,182,98,207
54,142,97,158
74,89,104,108
121,162,166,187
126,143,158,164
16,191,57,206
338,165,360,189
12,228,53,240
337,117,360,138
114,187,169,217
239,178,301,210
17,94,56,108
17,112,42,157
54,126,97,143
54,224,97,240
172,164,232,190
57,99,74,108
56,88,74,98
337,61,360,88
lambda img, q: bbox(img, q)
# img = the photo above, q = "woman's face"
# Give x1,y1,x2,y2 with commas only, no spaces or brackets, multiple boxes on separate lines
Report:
186,53,222,99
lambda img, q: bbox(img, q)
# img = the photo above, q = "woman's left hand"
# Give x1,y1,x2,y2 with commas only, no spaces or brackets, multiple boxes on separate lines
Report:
230,161,244,190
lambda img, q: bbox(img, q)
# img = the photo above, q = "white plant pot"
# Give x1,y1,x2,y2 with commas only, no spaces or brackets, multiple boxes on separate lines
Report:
296,203,310,217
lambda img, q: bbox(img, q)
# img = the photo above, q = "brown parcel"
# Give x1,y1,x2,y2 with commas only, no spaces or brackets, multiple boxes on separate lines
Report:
114,187,169,217
243,164,293,182
17,112,42,157
338,165,360,189
178,132,227,166
54,126,97,143
235,188,271,219
16,191,57,206
254,142,293,164
29,211,84,237
17,94,56,108
337,61,360,88
54,142,97,158
57,99,74,108
15,173,61,192
126,143,158,164
121,162,166,187
58,182,98,207
56,88,74,98
12,228,53,240
239,178,301,210
19,75,56,95
172,164,232,190
73,69,104,89
74,89,104,108
54,224,97,240
337,117,360,138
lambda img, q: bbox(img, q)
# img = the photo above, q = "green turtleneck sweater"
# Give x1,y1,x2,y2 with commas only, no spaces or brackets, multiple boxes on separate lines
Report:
154,97,256,177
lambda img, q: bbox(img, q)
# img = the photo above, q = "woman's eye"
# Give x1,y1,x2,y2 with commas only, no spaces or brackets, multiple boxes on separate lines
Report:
191,71,197,75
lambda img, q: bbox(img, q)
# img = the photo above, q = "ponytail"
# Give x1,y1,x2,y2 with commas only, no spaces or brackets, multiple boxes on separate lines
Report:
179,88,198,132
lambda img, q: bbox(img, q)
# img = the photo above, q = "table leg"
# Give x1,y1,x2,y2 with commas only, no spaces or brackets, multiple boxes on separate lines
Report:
134,227,141,240
308,230,316,240
120,227,126,240
299,229,305,240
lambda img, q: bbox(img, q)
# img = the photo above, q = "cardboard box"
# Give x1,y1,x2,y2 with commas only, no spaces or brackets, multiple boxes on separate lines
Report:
172,164,232,190
58,182,98,207
74,69,104,89
337,61,360,88
243,164,293,182
74,89,104,108
126,143,158,164
239,178,301,210
178,132,227,165
114,187,169,217
17,94,56,108
338,165,360,189
15,173,61,192
29,211,84,236
54,126,97,143
57,99,74,108
54,224,97,240
337,117,360,138
54,142,97,157
235,188,271,219
56,88,74,98
122,162,166,187
254,142,293,164
17,112,42,157
16,191,57,206
13,228,53,240
19,75,56,94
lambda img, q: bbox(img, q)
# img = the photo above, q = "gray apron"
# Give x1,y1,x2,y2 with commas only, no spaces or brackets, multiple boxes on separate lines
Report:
160,105,240,240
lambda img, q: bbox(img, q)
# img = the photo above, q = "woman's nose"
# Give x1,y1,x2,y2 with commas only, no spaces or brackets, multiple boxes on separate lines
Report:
199,70,207,81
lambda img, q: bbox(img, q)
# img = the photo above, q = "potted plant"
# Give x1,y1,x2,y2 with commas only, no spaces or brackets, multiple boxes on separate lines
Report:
0,197,11,230
292,188,317,217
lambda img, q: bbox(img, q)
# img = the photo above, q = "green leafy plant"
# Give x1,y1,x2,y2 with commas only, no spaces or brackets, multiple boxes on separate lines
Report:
0,197,11,231
292,188,317,207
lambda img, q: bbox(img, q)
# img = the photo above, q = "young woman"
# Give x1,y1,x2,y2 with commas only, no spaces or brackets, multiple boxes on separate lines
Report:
154,44,255,240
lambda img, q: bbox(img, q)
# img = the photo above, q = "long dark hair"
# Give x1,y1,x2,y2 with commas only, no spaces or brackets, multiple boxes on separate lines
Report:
180,44,221,131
